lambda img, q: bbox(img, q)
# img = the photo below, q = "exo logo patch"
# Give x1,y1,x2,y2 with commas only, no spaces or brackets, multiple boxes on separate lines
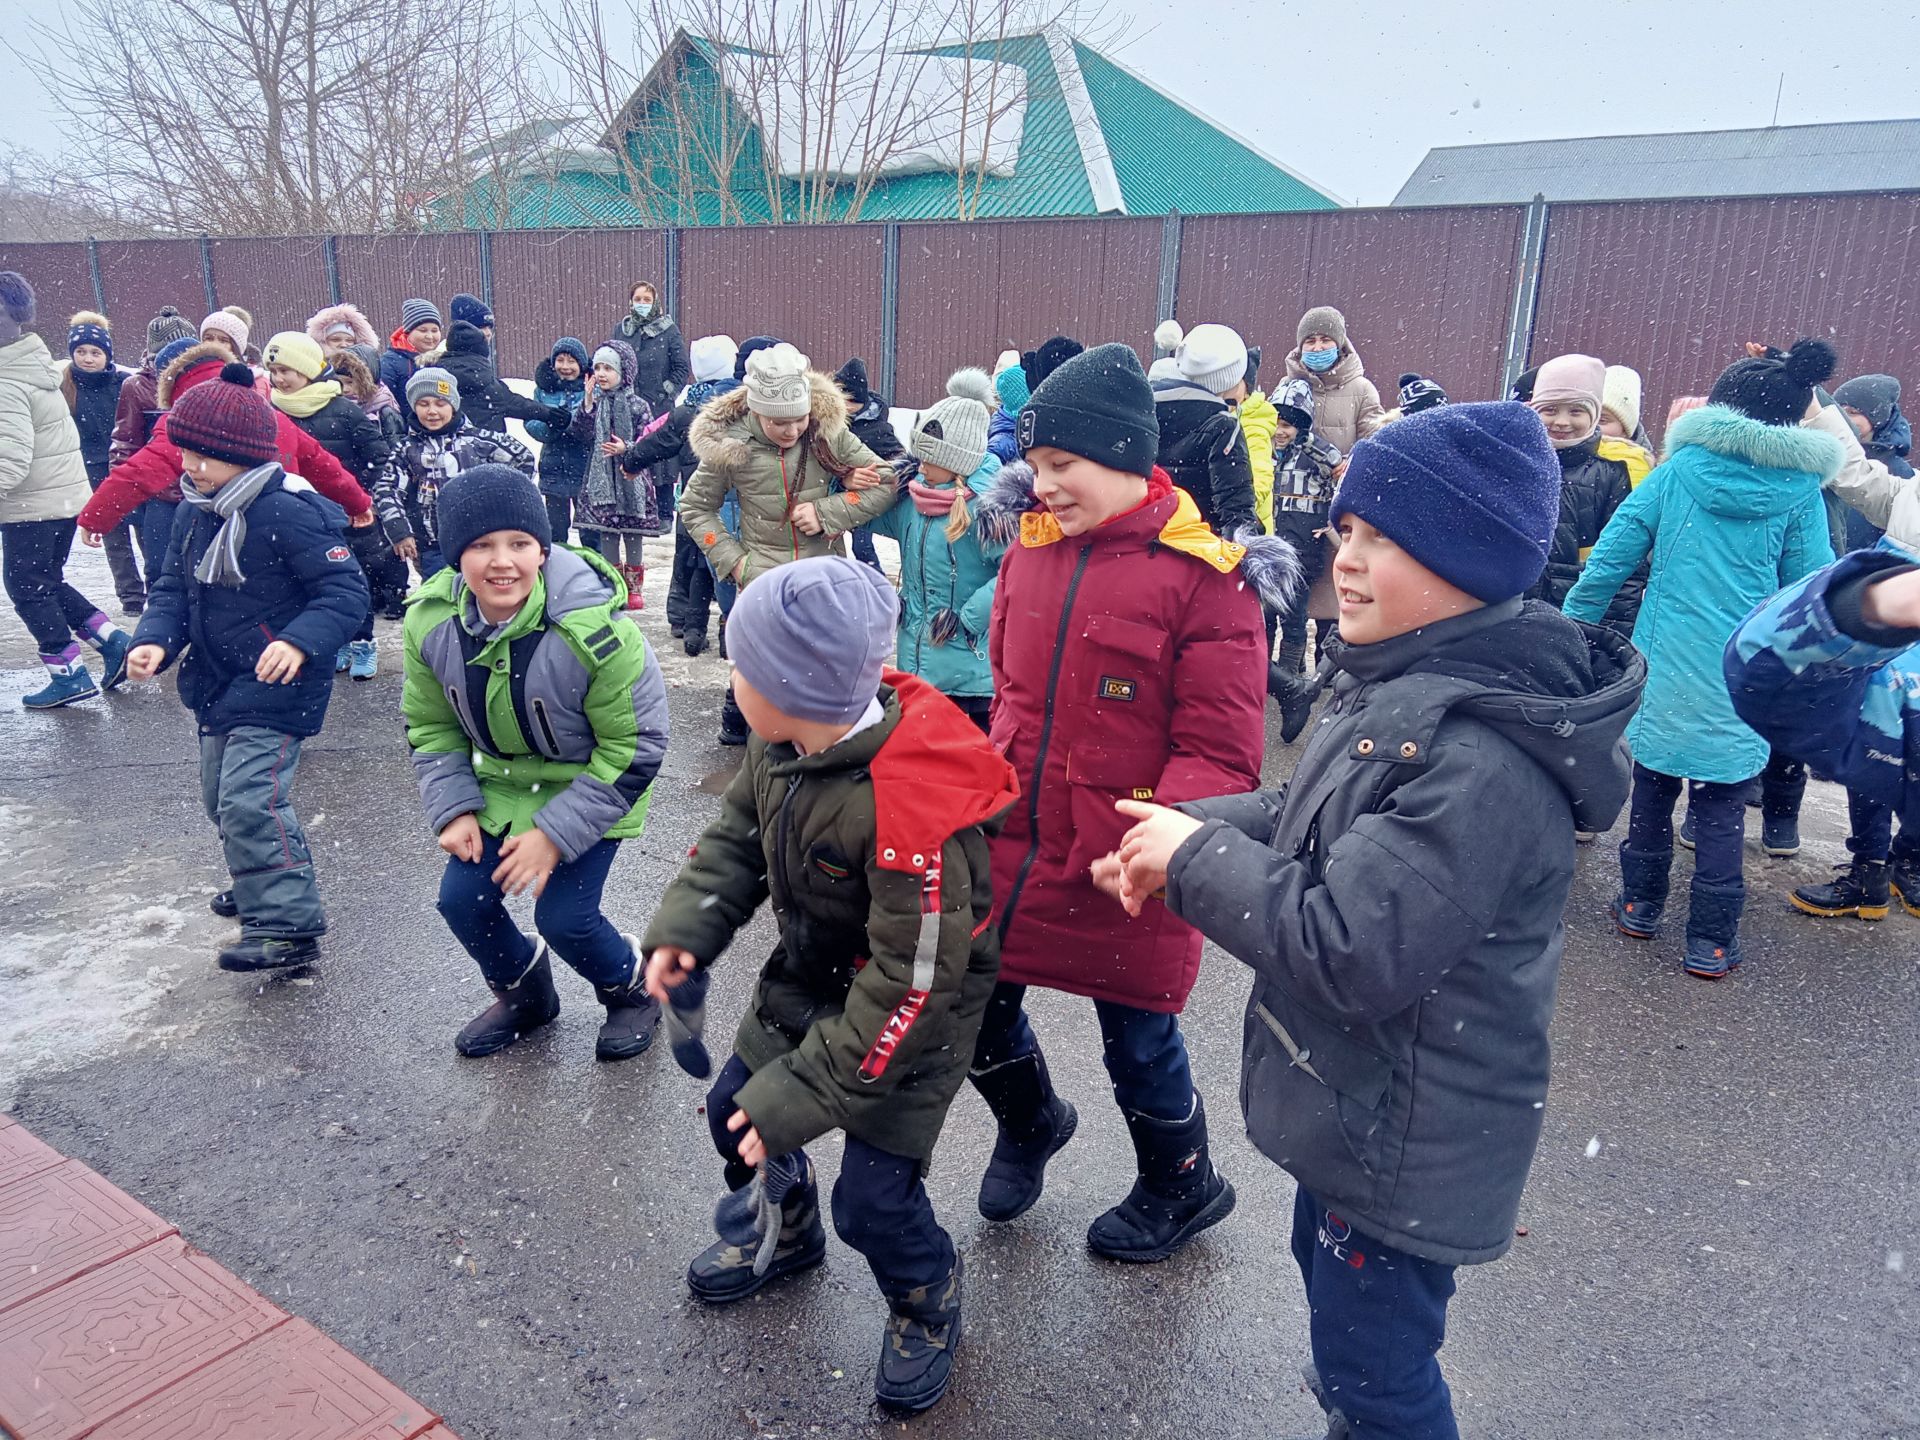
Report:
1100,676,1137,702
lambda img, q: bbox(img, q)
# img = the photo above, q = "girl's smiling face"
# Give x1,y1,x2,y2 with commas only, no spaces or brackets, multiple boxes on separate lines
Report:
1533,401,1595,446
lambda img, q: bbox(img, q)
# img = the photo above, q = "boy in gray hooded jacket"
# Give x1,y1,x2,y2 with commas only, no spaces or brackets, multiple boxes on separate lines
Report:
1101,402,1644,1440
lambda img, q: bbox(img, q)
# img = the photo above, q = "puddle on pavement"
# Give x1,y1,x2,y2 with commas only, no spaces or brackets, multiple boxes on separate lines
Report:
694,765,741,795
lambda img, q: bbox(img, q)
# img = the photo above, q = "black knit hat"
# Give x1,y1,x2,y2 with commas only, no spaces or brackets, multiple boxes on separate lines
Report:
1398,372,1450,415
166,363,279,467
1016,342,1159,477
148,306,196,354
1708,339,1838,427
834,357,873,408
437,463,553,561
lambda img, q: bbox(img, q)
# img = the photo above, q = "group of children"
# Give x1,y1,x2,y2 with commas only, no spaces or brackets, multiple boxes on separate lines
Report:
7,261,1919,1435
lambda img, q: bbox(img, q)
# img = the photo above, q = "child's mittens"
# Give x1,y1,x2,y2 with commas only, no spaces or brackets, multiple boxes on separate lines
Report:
927,608,962,647
664,966,712,1078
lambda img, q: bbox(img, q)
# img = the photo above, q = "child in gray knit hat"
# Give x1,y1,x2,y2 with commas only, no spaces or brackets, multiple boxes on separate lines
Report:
643,553,1019,1416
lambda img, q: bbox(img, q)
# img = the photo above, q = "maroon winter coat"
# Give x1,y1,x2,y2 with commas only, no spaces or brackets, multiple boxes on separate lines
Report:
982,466,1272,1013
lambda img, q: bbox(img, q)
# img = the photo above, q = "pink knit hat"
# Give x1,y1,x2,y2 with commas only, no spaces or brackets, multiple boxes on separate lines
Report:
199,309,250,355
1528,353,1605,418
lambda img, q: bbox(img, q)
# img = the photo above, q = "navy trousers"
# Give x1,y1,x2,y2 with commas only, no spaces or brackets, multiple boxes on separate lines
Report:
972,980,1195,1121
436,831,635,989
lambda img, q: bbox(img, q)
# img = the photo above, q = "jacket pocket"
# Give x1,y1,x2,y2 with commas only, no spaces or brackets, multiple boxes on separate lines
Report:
1064,742,1166,875
530,697,563,758
1080,614,1168,708
1253,999,1393,1189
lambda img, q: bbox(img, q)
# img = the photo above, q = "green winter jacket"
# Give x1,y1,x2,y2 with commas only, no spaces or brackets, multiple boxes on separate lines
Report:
680,371,885,587
642,673,1020,1163
402,545,670,861
864,455,1005,699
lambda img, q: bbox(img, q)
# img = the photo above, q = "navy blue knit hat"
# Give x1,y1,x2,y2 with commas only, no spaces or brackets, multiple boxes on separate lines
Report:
0,271,34,325
437,463,553,561
450,293,494,331
1332,401,1560,603
68,313,113,365
736,335,781,381
1016,342,1159,477
155,336,199,373
551,336,590,369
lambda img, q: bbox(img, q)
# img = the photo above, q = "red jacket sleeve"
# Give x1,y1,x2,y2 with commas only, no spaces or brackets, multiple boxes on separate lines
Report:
1156,573,1267,803
284,419,372,516
77,426,185,533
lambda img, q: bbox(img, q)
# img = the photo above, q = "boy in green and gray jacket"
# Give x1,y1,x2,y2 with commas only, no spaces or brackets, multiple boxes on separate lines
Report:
643,555,1019,1417
402,465,670,1062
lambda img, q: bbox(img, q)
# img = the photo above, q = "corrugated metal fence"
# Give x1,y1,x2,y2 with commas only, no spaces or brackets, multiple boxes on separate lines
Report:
6,193,1917,426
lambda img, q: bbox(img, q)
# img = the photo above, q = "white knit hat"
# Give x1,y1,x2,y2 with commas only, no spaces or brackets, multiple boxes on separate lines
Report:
994,348,1022,376
745,342,813,419
910,395,991,476
691,334,738,384
1176,323,1249,396
1603,364,1643,436
1148,355,1181,382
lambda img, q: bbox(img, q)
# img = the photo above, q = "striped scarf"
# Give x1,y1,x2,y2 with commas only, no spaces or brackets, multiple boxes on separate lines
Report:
177,462,280,586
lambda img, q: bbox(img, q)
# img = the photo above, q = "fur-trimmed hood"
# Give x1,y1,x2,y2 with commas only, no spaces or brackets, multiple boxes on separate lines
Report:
688,369,850,471
156,341,237,406
306,304,379,351
329,348,378,402
1663,403,1845,518
974,459,1301,611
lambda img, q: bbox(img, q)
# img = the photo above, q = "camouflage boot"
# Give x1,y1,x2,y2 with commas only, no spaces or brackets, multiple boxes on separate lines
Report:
875,1254,963,1414
687,1152,826,1304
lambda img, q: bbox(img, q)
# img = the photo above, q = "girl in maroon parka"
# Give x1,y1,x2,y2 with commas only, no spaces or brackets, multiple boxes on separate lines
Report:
969,342,1297,1262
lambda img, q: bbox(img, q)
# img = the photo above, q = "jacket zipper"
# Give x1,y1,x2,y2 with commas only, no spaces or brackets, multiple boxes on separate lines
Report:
531,697,562,756
772,773,803,914
996,542,1093,943
779,449,798,561
913,523,929,672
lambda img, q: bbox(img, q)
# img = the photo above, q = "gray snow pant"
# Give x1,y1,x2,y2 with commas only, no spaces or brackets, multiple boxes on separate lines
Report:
199,727,326,940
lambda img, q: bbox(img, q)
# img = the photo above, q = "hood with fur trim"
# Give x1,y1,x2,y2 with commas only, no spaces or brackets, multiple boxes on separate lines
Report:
1662,403,1844,519
156,341,238,407
688,369,851,471
306,304,379,351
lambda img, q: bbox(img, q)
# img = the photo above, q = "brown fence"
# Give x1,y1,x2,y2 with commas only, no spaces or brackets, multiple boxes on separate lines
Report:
5,193,1917,426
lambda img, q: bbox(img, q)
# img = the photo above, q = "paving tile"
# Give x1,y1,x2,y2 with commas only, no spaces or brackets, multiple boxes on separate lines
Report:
0,1123,65,1189
0,1236,286,1440
85,1319,440,1440
0,1161,178,1314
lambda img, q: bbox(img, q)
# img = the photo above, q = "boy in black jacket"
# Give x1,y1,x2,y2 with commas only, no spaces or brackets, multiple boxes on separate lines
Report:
126,367,368,975
1102,403,1644,1440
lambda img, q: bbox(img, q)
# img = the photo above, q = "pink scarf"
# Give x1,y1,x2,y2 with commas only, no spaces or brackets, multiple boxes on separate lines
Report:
908,477,959,517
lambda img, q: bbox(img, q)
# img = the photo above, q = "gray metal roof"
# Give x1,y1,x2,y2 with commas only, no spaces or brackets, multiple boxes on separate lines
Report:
1393,119,1920,205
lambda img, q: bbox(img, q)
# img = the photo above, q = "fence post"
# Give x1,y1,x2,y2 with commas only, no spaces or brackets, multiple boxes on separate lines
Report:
85,237,106,314
662,228,681,319
1157,211,1183,330
477,230,495,310
199,235,218,313
1498,194,1550,397
324,236,342,305
878,223,901,403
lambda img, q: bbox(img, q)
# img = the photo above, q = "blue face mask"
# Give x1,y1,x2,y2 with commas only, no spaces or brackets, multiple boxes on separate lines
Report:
633,301,654,319
1302,346,1339,374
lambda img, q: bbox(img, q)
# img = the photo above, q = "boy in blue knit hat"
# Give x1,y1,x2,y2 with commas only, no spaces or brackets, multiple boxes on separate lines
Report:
1100,402,1646,1439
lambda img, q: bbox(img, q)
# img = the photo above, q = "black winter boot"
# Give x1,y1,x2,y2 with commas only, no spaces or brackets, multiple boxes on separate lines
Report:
1608,844,1671,939
209,889,238,918
718,683,750,746
1298,1361,1354,1440
1268,663,1319,746
1892,848,1920,919
688,1153,827,1304
1086,1094,1236,1262
875,1255,963,1414
683,623,709,657
1791,857,1892,921
456,947,561,1056
1683,880,1746,980
970,1052,1078,1221
592,982,661,1060
216,936,320,972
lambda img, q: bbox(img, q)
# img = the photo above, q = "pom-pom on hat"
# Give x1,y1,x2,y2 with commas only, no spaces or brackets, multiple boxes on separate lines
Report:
262,331,327,382
911,394,991,476
436,463,552,561
147,305,196,354
1332,401,1561,604
1708,339,1838,427
166,362,280,468
946,367,995,406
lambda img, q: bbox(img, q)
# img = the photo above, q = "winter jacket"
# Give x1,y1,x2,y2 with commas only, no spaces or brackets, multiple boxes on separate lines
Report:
282,392,391,484
987,407,1021,466
1532,433,1651,631
1282,347,1386,456
1564,404,1840,784
78,346,372,534
620,378,741,490
681,372,884,586
864,455,1006,699
372,412,536,551
1271,433,1343,516
976,463,1293,1013
847,395,906,462
131,467,369,737
1168,599,1643,1266
1726,547,1920,827
403,545,667,861
378,330,424,402
0,333,93,525
110,364,161,467
612,310,690,411
63,364,129,481
641,672,1020,1163
528,344,592,498
1811,402,1920,554
1236,390,1279,533
438,322,568,437
1153,378,1258,539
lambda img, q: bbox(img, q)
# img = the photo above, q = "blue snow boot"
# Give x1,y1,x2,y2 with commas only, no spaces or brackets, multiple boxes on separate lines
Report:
1683,881,1746,980
23,664,99,709
334,646,351,673
1609,844,1671,939
970,1051,1078,1221
97,632,133,691
347,639,377,681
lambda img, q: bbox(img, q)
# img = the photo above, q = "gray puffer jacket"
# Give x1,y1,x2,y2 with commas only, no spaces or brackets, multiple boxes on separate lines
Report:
1165,598,1644,1266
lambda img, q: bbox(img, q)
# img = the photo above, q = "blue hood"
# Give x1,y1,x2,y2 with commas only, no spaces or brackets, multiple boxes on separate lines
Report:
1663,405,1844,520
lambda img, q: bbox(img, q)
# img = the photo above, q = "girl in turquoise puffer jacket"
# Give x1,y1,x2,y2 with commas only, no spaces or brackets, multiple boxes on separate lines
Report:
862,392,1004,731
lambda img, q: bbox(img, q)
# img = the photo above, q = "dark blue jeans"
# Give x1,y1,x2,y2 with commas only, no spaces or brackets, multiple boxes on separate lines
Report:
436,831,634,989
850,527,882,572
417,545,447,580
133,499,179,589
1,517,106,657
1291,1188,1459,1439
706,1054,953,1302
972,980,1195,1121
1627,763,1746,892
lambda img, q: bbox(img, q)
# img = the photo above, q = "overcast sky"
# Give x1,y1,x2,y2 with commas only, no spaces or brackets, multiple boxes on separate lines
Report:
2,0,1912,206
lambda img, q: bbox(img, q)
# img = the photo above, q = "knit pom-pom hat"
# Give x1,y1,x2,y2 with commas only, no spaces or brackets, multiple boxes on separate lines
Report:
1708,339,1838,427
166,362,280,467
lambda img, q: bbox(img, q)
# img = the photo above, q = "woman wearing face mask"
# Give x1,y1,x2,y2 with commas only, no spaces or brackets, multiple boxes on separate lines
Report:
1284,306,1384,456
614,282,691,532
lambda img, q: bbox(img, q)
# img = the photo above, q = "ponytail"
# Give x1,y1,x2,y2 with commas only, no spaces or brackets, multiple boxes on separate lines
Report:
944,487,972,543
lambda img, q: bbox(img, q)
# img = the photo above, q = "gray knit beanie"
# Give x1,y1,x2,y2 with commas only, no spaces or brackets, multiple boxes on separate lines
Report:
728,556,898,725
147,306,196,354
400,298,442,335
910,395,991,476
407,366,460,410
1296,305,1349,349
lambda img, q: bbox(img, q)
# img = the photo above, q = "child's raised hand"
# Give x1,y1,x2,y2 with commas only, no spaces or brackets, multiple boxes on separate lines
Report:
726,1107,768,1168
1114,799,1204,902
255,640,306,684
644,945,699,1004
126,644,165,682
437,814,484,863
493,826,562,897
1862,569,1920,630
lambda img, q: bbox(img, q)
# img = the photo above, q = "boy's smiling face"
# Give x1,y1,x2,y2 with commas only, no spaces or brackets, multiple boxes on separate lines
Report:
460,530,544,622
1026,446,1148,537
1332,513,1484,645
553,352,581,381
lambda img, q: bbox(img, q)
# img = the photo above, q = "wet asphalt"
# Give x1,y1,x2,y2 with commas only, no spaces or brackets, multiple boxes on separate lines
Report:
0,541,1914,1440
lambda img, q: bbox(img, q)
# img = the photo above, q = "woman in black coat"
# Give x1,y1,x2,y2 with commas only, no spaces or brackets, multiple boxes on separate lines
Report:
612,281,691,524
